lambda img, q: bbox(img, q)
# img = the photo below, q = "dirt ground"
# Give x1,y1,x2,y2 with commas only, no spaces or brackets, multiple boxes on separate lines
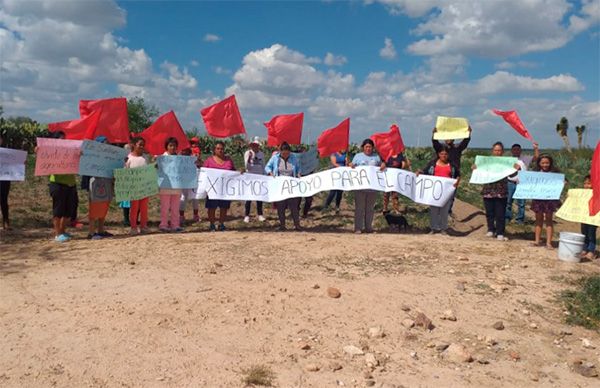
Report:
1,199,599,387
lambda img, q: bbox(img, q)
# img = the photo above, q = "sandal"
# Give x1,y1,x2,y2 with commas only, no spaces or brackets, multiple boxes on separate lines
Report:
530,242,543,247
546,245,555,250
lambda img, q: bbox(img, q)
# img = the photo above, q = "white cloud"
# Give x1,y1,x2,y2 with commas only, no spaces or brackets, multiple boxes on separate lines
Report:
214,66,231,75
495,61,538,70
379,37,397,59
324,52,348,66
203,33,221,42
190,60,199,67
0,0,198,125
370,0,600,58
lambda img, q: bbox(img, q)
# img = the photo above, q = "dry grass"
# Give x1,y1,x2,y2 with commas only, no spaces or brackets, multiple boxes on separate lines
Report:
241,364,275,386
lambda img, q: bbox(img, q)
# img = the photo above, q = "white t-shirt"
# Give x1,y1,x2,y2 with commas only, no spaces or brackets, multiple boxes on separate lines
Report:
125,153,148,168
244,149,265,175
508,158,528,182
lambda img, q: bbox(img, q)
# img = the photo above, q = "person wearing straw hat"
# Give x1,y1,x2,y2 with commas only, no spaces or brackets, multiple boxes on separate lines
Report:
244,136,266,223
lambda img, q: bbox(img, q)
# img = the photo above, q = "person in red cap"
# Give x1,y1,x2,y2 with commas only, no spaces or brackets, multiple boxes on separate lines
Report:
190,137,201,157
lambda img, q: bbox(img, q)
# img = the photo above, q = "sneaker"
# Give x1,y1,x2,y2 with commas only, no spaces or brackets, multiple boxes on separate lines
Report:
497,235,508,241
294,225,303,231
86,234,94,240
335,208,340,215
99,231,113,237
159,227,170,233
354,230,362,234
91,233,103,240
440,230,449,236
243,216,250,223
54,233,70,243
486,231,494,237
258,215,266,222
209,223,216,232
139,227,150,234
218,223,226,231
173,227,184,233
64,232,74,238
193,215,200,223
129,228,139,235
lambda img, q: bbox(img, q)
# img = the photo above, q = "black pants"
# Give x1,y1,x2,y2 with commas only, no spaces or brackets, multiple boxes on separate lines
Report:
484,197,507,236
70,187,79,221
244,201,263,216
0,181,10,224
581,223,597,252
277,198,300,228
325,190,343,208
300,196,313,216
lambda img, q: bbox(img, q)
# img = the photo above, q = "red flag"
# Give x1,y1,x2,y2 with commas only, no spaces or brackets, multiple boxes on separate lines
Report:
264,112,304,146
79,97,129,143
139,111,191,156
200,95,246,138
492,109,534,142
370,124,405,161
48,109,102,140
590,141,600,216
317,118,350,157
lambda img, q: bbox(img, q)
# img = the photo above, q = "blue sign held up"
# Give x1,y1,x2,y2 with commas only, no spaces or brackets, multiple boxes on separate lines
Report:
513,171,565,200
157,155,198,189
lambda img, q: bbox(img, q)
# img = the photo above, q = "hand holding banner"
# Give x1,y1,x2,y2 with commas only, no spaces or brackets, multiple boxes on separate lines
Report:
469,155,517,184
0,148,27,181
557,189,600,227
114,164,159,202
79,140,128,178
157,155,198,189
513,171,565,200
34,138,83,176
434,116,470,140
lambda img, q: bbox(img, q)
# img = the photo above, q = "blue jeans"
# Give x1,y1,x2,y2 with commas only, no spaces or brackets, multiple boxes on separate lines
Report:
506,181,525,223
581,223,597,252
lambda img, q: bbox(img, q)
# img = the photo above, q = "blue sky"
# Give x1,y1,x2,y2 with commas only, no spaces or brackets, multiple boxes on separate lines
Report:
1,0,599,148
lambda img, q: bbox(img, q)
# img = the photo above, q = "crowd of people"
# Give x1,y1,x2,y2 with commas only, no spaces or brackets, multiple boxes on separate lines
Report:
0,130,596,260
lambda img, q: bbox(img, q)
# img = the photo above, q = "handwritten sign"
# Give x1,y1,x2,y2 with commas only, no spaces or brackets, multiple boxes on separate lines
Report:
79,140,128,178
201,169,270,202
434,116,470,140
114,164,159,202
469,156,517,184
157,155,198,189
293,147,319,175
556,189,600,227
0,148,27,181
199,166,456,207
34,138,82,176
513,171,565,200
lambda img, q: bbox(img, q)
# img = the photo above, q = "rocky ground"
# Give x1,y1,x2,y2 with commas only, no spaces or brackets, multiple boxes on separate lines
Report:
1,199,599,387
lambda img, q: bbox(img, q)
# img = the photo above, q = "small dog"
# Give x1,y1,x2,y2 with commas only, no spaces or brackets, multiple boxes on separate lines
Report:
383,211,409,232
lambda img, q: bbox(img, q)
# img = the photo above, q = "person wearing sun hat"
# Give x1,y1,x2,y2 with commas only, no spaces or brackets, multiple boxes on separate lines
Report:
243,136,266,223
86,135,114,239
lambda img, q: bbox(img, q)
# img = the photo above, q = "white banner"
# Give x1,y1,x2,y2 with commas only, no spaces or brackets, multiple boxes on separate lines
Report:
198,166,456,206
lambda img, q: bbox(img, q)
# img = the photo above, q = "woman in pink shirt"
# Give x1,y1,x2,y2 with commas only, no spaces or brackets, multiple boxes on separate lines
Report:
203,141,235,231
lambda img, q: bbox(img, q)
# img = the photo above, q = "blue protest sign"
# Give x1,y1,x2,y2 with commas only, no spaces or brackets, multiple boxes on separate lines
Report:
513,171,565,200
157,155,198,189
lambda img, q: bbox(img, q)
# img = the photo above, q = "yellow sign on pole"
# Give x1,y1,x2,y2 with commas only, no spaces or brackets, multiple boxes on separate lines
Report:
556,189,600,227
434,116,470,140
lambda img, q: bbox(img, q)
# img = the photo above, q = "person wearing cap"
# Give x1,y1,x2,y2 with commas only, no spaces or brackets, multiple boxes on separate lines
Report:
243,137,266,223
190,137,201,157
85,136,115,239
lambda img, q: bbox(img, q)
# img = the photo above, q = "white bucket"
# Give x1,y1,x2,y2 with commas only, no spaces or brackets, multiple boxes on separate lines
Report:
558,232,585,263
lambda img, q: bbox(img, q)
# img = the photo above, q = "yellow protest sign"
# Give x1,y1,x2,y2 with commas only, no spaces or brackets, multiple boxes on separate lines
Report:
556,189,600,227
434,116,470,140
